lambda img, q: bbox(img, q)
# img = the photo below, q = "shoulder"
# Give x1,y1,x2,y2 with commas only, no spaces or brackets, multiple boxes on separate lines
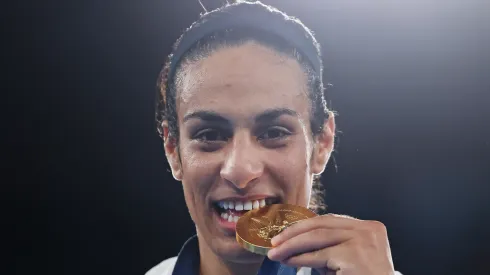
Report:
145,257,178,275
298,268,403,275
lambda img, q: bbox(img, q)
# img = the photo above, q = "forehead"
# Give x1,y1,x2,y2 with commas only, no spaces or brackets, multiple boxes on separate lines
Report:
176,42,310,120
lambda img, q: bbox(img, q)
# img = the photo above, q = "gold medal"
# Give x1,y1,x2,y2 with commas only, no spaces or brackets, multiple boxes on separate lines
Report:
236,204,317,255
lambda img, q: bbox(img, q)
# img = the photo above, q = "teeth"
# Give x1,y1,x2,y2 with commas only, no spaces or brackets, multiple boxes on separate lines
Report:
222,213,240,223
243,201,252,210
217,198,274,211
235,201,244,211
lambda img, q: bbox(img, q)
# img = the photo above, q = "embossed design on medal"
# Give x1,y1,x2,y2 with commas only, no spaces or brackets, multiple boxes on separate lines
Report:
251,215,301,240
236,204,317,255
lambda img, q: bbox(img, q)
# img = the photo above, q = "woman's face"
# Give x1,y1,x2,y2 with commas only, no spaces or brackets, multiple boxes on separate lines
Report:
164,42,334,263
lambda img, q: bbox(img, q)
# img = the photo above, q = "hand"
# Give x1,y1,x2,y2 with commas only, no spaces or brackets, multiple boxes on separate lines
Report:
267,214,396,275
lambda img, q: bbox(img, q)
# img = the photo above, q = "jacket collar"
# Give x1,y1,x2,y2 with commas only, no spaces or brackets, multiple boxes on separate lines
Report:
172,235,298,275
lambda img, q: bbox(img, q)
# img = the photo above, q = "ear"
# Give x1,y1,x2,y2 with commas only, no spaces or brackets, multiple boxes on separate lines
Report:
162,121,183,181
310,111,336,175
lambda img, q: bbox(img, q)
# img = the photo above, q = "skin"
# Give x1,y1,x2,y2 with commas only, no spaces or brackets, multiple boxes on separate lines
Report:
163,42,395,275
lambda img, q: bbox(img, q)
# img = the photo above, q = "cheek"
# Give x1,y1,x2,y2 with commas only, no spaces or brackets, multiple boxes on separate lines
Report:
178,144,221,215
268,140,312,205
180,143,223,178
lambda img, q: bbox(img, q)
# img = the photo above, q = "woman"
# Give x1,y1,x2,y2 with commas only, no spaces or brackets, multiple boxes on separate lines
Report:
149,1,401,275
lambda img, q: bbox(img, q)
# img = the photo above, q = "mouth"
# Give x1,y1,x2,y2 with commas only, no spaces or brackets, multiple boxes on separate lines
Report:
212,197,280,228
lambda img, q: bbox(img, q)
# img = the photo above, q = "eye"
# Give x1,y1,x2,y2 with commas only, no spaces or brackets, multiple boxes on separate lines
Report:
258,126,291,141
193,128,229,142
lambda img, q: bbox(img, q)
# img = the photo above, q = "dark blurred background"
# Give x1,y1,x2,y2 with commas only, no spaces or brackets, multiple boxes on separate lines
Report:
8,0,490,274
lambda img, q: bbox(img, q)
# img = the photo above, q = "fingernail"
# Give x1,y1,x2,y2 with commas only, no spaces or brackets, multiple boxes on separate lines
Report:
271,235,280,246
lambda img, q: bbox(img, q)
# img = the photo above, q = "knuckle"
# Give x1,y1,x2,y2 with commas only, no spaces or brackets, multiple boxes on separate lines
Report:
367,220,387,233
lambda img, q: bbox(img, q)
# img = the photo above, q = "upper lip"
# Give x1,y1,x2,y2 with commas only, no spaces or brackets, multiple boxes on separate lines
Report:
212,195,278,202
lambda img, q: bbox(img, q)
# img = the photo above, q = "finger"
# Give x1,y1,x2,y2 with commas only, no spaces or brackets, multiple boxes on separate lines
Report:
271,214,362,246
280,245,347,270
267,228,352,262
298,268,336,275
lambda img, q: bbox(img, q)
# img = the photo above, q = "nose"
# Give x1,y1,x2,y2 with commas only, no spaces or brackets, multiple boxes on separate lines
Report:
220,131,264,190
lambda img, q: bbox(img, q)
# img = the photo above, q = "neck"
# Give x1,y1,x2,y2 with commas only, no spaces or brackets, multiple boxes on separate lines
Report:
197,235,264,275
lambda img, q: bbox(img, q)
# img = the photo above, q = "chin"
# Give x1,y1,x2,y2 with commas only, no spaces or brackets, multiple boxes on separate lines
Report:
212,234,264,263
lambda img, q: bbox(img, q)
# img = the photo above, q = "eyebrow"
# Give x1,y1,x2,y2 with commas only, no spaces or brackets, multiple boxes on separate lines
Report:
182,108,298,124
254,108,298,123
183,110,229,123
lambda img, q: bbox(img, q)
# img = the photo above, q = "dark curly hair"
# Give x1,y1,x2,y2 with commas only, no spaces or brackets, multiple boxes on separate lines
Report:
155,1,331,214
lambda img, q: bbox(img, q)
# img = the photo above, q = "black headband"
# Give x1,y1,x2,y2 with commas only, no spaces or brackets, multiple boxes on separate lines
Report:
167,2,322,86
